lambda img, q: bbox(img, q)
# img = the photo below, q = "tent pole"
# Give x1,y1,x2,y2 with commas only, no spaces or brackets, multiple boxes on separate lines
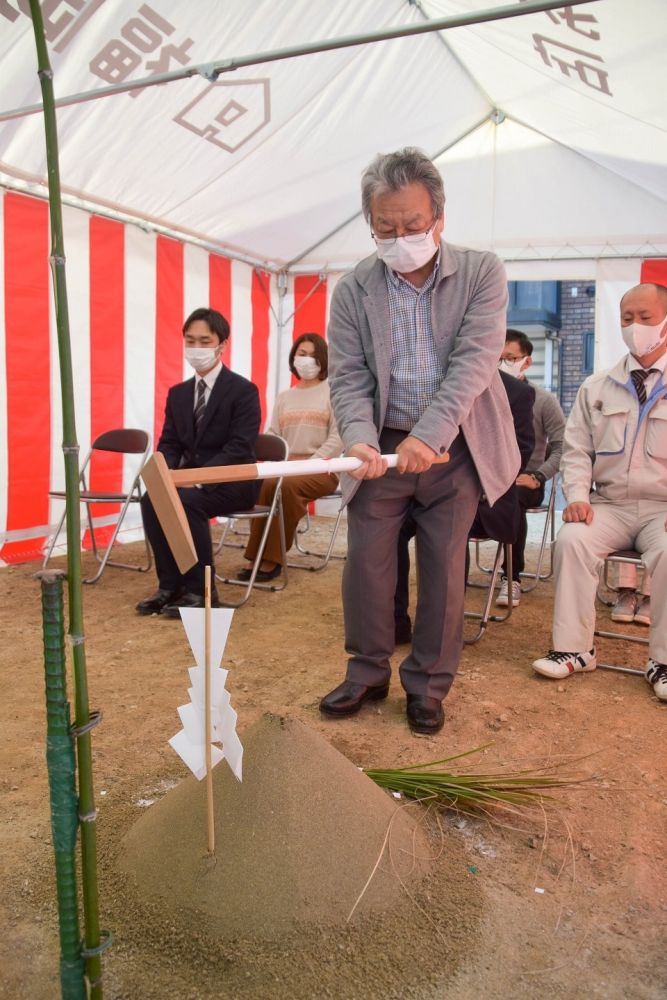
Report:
2,0,599,122
275,271,288,402
28,4,105,997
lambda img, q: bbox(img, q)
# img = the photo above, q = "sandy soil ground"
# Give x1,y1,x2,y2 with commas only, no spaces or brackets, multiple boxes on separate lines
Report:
1,521,665,1000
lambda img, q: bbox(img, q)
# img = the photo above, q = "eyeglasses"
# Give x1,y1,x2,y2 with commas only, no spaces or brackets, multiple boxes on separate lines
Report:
371,221,436,247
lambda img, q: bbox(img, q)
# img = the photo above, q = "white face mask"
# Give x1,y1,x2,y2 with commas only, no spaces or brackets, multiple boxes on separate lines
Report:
621,319,667,358
293,355,320,380
498,358,526,379
374,230,438,274
185,346,220,373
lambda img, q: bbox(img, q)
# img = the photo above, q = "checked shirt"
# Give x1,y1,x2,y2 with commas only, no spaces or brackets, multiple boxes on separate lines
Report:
384,254,443,432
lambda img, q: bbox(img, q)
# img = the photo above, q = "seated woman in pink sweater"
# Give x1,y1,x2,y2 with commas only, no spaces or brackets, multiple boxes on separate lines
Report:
238,333,342,581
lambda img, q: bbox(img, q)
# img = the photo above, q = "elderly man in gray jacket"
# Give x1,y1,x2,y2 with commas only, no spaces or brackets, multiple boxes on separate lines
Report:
319,148,520,734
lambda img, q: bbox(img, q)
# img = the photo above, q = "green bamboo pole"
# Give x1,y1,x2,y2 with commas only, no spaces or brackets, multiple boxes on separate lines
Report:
37,569,86,1000
28,4,104,997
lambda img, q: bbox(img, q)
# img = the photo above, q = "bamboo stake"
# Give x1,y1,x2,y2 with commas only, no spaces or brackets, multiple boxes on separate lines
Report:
204,566,215,855
38,570,86,1000
28,5,104,996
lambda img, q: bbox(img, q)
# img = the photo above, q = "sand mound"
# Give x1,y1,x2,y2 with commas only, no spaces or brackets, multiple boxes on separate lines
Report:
119,714,432,940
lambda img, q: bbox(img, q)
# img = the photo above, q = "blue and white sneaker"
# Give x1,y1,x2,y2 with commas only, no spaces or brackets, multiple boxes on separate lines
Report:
645,659,667,702
532,648,597,680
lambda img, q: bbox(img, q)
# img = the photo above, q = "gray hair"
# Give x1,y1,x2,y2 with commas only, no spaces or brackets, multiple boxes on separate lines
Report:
361,147,445,223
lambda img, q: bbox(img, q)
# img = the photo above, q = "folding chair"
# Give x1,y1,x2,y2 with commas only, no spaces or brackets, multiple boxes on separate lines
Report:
289,490,346,572
519,476,558,592
43,428,152,584
595,550,647,677
214,433,289,608
474,475,558,591
464,539,513,644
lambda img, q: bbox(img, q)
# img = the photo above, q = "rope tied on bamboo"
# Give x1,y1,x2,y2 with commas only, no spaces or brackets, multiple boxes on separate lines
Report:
69,709,102,738
80,929,113,958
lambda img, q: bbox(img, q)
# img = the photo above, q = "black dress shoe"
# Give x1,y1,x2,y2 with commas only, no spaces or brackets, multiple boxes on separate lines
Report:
406,694,444,734
394,616,413,645
161,591,220,618
319,680,389,717
237,564,282,582
136,589,181,616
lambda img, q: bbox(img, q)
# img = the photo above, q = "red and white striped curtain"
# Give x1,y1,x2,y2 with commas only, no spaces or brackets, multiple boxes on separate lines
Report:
0,190,335,565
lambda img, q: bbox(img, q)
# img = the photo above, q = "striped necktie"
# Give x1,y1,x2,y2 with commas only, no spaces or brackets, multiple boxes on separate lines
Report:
194,378,207,432
630,368,656,406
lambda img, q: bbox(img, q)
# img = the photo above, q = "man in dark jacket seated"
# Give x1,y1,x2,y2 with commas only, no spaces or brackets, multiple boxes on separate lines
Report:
136,307,261,618
394,369,535,642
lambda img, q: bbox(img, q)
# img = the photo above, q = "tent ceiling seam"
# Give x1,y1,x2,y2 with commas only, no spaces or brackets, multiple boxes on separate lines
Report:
410,0,496,109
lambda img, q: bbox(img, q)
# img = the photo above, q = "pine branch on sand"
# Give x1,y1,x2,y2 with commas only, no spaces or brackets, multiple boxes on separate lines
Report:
364,744,594,815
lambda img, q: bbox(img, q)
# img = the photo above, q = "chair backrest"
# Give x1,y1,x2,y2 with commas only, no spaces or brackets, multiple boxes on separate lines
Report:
255,433,288,463
92,429,150,455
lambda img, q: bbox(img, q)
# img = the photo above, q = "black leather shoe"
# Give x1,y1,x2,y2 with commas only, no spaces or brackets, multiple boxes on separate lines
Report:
161,591,220,618
237,564,282,582
394,616,413,645
136,589,181,616
319,680,389,717
406,694,444,735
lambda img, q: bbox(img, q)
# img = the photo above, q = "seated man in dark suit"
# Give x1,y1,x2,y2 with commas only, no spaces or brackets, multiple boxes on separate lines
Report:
394,368,535,642
466,368,536,571
137,307,261,618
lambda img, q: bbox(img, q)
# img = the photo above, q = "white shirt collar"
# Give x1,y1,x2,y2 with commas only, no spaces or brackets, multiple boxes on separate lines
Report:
195,360,223,391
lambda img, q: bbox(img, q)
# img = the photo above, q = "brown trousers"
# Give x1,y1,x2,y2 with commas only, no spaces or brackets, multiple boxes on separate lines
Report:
243,472,339,566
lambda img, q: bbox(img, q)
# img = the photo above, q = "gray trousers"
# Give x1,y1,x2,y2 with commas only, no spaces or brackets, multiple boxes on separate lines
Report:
343,430,481,700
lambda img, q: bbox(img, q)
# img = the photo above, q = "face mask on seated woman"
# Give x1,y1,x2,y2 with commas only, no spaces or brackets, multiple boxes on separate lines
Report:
294,356,321,380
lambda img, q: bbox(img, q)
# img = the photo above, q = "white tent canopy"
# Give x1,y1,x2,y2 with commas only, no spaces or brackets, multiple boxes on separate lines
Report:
1,0,666,272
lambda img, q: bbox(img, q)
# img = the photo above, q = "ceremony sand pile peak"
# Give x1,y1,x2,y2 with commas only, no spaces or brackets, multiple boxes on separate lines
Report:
118,714,433,940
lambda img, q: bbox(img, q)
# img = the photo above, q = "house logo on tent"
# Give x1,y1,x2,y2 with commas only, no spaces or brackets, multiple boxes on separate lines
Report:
174,79,271,153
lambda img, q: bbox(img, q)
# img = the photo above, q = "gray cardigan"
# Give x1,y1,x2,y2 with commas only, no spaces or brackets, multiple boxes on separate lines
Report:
328,242,520,505
527,385,566,481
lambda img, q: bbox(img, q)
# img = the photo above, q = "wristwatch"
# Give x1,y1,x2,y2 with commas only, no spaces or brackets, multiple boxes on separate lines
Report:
532,471,546,486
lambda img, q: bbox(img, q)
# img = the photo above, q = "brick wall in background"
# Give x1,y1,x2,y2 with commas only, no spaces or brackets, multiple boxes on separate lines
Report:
558,280,596,415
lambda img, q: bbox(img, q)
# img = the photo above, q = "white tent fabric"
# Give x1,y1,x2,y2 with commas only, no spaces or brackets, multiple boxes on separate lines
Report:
1,0,666,271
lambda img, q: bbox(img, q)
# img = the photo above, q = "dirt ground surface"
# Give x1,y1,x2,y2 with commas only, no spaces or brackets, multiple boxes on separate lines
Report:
1,521,666,1000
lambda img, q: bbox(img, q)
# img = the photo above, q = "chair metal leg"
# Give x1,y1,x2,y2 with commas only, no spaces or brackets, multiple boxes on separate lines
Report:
474,538,495,576
464,544,513,644
467,539,501,590
294,511,311,546
43,496,152,583
42,505,67,569
213,517,249,553
594,549,648,674
83,494,152,584
520,504,555,592
597,662,645,676
288,508,346,572
594,623,648,675
215,498,288,607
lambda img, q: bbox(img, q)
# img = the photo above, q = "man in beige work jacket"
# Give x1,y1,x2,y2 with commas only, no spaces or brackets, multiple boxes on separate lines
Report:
533,282,667,702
